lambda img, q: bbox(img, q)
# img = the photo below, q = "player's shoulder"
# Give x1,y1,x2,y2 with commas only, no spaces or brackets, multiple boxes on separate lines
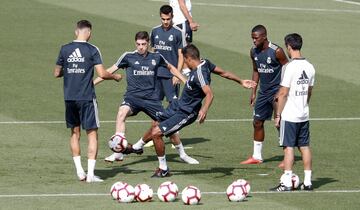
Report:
172,25,183,33
118,50,137,60
151,24,162,32
269,42,280,51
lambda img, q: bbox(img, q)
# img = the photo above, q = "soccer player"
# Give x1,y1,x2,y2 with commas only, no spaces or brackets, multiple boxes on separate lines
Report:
270,33,315,191
131,44,257,177
93,31,187,163
54,20,121,182
241,25,288,165
169,0,199,44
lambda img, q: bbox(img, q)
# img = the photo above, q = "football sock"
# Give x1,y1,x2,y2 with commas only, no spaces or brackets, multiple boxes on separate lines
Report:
73,156,85,174
304,170,312,186
253,140,263,160
283,170,293,187
87,159,96,177
133,138,146,150
158,155,168,170
175,143,186,157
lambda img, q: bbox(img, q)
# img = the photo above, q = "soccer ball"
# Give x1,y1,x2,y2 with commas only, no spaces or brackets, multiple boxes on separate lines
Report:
110,181,135,203
280,173,300,189
226,179,251,202
181,185,201,205
108,134,128,152
134,183,153,202
157,181,178,202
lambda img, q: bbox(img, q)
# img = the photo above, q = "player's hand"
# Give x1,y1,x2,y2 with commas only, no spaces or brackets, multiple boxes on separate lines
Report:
198,109,207,124
113,74,122,82
172,76,180,85
250,93,256,107
241,80,257,89
274,116,281,128
190,22,200,31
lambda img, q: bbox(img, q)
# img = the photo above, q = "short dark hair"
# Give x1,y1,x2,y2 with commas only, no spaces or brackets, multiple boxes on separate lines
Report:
77,20,92,30
135,31,149,42
160,5,173,15
182,44,200,60
252,24,267,35
284,33,303,50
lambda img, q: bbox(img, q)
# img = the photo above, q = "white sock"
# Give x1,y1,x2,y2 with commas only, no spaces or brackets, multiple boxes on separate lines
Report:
133,138,146,150
252,140,263,160
175,143,186,157
73,156,85,174
158,155,168,170
304,170,312,186
283,170,293,187
87,159,96,177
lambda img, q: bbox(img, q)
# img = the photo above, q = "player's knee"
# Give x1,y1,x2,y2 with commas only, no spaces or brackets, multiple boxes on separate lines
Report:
151,127,162,138
253,120,264,129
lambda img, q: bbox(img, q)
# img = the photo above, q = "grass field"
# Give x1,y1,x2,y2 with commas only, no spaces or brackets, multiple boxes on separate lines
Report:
1,0,360,209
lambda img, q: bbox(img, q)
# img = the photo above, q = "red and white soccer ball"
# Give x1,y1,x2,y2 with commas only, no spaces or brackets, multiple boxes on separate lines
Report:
226,179,251,202
134,183,153,202
157,181,179,202
181,185,201,205
108,134,128,152
280,173,300,189
110,181,135,203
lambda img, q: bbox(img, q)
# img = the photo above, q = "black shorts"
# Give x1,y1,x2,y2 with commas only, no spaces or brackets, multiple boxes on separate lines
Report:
65,99,99,130
253,91,277,121
159,110,197,137
157,77,180,102
120,96,164,121
279,120,310,147
176,20,193,43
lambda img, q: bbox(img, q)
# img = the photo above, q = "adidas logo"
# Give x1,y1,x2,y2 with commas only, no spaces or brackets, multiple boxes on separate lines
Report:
297,70,309,85
155,35,159,39
67,48,85,62
162,126,167,131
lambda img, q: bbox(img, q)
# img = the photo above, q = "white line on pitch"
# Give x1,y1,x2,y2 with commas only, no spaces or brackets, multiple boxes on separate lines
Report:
149,0,360,13
335,0,360,6
1,117,360,125
1,190,360,198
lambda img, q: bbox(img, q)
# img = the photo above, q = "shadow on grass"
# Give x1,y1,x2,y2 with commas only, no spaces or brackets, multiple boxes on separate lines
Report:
263,155,302,163
312,177,338,189
163,137,211,146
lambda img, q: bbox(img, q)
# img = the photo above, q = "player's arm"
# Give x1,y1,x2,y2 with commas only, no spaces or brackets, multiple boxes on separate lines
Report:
212,66,256,89
307,86,313,103
178,0,199,31
167,63,187,84
274,86,289,128
93,64,121,85
54,65,63,78
276,47,289,66
250,50,259,106
172,48,185,85
198,85,214,124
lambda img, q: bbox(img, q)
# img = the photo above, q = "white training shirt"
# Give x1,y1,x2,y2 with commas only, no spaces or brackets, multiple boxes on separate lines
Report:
280,58,315,122
169,0,192,25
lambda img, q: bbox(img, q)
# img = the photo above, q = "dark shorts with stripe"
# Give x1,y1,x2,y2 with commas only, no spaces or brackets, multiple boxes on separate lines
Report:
176,20,193,43
157,101,198,137
279,120,310,147
65,99,99,130
120,96,164,121
157,77,180,102
253,90,278,121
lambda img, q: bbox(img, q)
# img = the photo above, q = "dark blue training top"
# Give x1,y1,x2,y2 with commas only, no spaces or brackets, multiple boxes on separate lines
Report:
178,59,214,114
150,25,184,78
251,42,282,94
56,40,102,101
115,51,169,100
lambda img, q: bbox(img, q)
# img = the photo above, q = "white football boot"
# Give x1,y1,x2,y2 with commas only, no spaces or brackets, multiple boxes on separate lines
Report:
104,153,124,163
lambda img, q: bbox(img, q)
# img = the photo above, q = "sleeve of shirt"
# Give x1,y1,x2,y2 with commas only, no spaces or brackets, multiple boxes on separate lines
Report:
150,29,155,48
196,68,211,88
92,47,103,65
115,53,129,69
280,65,292,88
176,30,184,49
205,59,216,72
55,47,64,66
310,68,315,86
159,54,169,68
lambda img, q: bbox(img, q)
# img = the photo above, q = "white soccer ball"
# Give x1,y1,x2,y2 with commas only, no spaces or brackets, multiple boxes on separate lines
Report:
108,134,128,152
280,173,300,189
157,181,178,202
226,179,251,202
181,185,201,205
110,181,135,203
134,183,153,202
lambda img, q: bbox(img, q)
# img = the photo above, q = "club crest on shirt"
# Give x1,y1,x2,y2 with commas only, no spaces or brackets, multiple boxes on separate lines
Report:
267,56,272,64
168,35,174,41
152,59,156,66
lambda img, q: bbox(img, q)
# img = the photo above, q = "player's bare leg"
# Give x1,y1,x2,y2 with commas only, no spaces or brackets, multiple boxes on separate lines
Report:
170,133,199,164
241,119,264,164
70,126,86,181
86,129,103,182
151,126,170,178
299,146,313,190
